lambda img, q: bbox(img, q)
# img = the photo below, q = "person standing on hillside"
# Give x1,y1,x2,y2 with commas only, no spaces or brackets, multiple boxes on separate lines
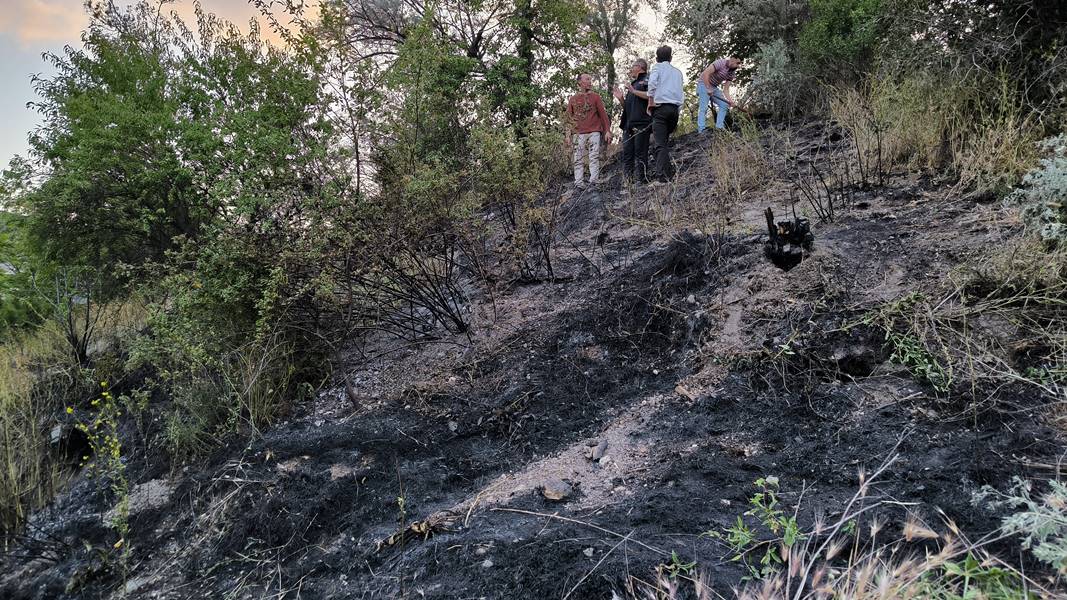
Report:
646,45,684,185
697,57,741,131
565,74,611,189
612,58,651,185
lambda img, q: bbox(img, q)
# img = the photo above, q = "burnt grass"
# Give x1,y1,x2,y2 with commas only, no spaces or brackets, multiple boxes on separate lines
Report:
2,126,1065,599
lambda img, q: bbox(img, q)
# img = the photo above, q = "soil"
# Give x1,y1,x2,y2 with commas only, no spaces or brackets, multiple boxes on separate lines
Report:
2,122,1064,600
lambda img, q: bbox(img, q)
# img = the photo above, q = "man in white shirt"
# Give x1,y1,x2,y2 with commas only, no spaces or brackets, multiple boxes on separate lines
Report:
645,45,684,185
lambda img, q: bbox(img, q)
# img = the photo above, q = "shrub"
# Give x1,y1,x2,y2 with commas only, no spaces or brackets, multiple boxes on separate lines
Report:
746,38,811,117
798,0,885,82
974,477,1067,574
1012,135,1067,247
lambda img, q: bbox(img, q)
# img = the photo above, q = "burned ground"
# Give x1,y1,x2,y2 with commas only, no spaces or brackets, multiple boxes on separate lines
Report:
2,125,1064,599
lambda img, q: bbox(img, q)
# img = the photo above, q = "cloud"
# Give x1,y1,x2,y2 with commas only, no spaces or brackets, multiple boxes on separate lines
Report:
0,0,88,45
0,0,285,47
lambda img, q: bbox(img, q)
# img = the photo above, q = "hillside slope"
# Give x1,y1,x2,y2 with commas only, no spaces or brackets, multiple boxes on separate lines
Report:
3,123,1063,599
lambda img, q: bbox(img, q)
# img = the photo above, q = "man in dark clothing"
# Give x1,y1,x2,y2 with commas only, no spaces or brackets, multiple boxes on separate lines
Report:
612,58,652,184
646,45,683,185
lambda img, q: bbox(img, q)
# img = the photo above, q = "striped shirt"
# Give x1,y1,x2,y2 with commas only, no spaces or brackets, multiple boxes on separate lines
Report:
707,58,737,87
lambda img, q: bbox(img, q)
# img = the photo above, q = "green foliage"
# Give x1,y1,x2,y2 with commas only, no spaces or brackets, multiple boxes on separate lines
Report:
666,0,808,71
746,38,809,116
912,553,1037,600
74,383,129,558
0,213,46,335
798,0,884,81
659,550,697,579
1013,136,1067,247
885,330,952,393
705,477,803,580
862,293,953,393
974,477,1067,573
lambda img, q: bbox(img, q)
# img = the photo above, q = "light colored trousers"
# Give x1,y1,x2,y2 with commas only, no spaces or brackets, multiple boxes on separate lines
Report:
573,132,601,184
697,79,730,131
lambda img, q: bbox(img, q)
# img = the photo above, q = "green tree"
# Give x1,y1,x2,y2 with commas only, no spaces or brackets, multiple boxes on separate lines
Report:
798,0,884,81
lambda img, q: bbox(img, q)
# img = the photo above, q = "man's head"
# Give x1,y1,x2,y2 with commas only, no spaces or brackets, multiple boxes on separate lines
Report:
629,58,648,78
577,73,593,91
727,57,742,69
656,45,672,63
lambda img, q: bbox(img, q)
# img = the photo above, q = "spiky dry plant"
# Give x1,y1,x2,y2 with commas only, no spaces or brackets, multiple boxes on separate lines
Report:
615,448,1060,600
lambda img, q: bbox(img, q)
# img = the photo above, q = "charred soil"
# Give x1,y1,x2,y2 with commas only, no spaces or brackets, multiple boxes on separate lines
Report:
2,124,1064,599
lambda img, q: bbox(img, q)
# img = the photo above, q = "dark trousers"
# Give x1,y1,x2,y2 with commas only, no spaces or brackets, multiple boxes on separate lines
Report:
651,104,680,181
621,120,652,183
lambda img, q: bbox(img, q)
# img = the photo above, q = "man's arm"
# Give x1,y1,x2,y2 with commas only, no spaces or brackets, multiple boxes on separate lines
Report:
722,81,735,106
646,69,659,112
629,83,649,100
700,65,713,89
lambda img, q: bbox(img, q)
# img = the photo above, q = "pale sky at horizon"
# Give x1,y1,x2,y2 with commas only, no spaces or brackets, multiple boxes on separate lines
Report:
0,1,679,170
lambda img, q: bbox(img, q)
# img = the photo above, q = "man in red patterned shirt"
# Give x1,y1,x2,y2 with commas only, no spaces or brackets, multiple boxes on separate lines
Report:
565,74,612,189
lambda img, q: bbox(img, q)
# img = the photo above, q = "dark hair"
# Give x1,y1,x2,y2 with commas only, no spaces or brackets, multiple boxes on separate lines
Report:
634,58,648,72
656,45,672,63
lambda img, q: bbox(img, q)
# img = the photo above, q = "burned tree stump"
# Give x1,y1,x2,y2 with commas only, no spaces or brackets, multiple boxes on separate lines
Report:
764,208,814,270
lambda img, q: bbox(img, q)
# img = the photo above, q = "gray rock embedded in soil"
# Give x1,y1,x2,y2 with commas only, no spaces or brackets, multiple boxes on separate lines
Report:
541,479,573,501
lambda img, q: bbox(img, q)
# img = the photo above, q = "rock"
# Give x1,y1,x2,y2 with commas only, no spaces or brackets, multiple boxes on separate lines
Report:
686,294,696,305
588,440,608,461
49,424,68,446
541,479,573,502
481,559,494,568
124,575,153,594
329,464,354,480
475,546,489,556
448,420,459,433
107,479,174,523
583,547,594,557
674,385,695,401
597,455,612,466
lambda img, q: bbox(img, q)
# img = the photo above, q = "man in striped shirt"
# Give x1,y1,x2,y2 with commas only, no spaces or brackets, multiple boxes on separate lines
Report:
697,57,741,131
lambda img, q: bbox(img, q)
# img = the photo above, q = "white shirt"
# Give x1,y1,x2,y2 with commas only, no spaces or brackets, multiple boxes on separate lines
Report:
647,61,684,106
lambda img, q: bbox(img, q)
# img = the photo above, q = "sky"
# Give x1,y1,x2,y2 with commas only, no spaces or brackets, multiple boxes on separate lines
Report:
0,0,272,169
0,1,676,170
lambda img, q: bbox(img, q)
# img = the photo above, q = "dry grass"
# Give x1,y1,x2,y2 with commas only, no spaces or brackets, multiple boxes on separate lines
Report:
0,299,148,537
829,73,1041,192
864,240,1067,410
617,453,1060,599
0,324,72,537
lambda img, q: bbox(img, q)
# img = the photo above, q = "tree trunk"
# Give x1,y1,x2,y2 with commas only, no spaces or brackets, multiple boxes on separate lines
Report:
514,0,536,128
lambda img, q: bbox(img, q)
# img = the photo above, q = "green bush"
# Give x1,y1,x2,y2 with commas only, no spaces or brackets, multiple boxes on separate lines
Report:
1012,136,1067,247
747,38,811,117
975,477,1067,573
798,0,885,81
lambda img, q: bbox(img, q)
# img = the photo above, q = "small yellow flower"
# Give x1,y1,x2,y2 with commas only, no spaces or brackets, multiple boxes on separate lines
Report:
66,407,74,414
